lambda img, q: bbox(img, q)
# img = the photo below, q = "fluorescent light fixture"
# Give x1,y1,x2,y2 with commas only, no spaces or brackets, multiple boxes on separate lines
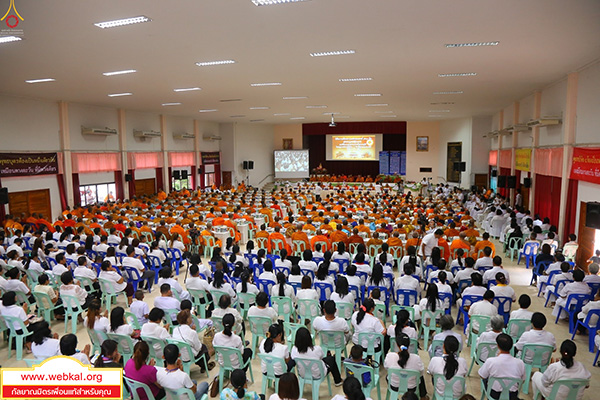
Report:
162,102,181,106
433,91,463,95
438,72,477,77
323,112,340,115
250,82,281,87
220,99,242,102
310,50,355,57
25,78,55,84
337,116,351,119
94,16,150,29
108,92,132,97
0,36,22,44
375,111,394,114
429,115,444,118
174,87,201,92
445,41,499,48
103,69,136,76
252,0,309,5
339,77,372,82
290,117,305,120
250,107,270,110
380,115,397,118
429,110,450,112
230,115,246,118
199,109,218,113
250,119,265,122
195,60,235,66
366,103,388,107
274,113,291,116
430,102,455,105
283,96,308,100
354,93,381,97
306,105,327,109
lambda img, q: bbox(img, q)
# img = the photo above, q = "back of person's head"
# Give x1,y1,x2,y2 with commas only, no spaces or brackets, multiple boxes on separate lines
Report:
176,309,191,325
490,315,504,332
302,249,312,261
590,263,600,275
346,264,357,276
294,326,313,353
559,339,577,369
354,252,365,264
256,291,269,307
495,272,507,285
231,369,248,400
61,271,74,285
541,243,551,255
290,264,301,276
263,259,273,272
343,376,366,400
301,275,312,289
263,323,283,353
322,300,336,315
483,289,495,301
133,340,150,370
38,273,50,285
483,246,492,257
350,344,363,361
189,264,199,276
32,320,52,345
518,294,531,309
95,339,119,367
59,333,78,356
439,314,454,331
401,392,419,400
160,267,173,280
492,256,502,266
163,343,179,365
180,299,192,311
160,283,171,295
443,335,460,380
394,332,410,368
148,307,165,323
222,313,235,336
573,269,584,282
110,306,126,332
403,263,414,276
531,312,547,329
277,373,300,400
496,333,513,352
465,257,475,269
560,262,571,272
218,294,232,310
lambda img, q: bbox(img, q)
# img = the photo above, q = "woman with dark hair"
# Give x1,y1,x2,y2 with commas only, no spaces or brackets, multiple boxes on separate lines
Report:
378,243,394,271
298,249,317,273
366,263,390,289
332,242,351,263
60,333,91,364
256,248,267,266
212,293,244,334
427,336,468,398
531,339,591,399
330,376,365,400
259,323,291,376
258,259,277,282
220,369,260,400
416,283,443,321
296,275,319,302
314,262,334,285
209,269,237,303
290,327,342,386
84,298,110,333
331,275,355,305
109,306,138,353
288,264,303,284
31,320,60,359
351,298,386,351
275,248,292,272
426,246,441,268
235,270,259,305
246,240,256,255
124,341,165,400
99,260,134,304
322,251,340,273
354,243,369,264
384,333,427,399
230,245,249,267
94,339,121,368
271,272,296,302
268,372,301,400
399,245,422,278
213,314,252,370
173,310,214,373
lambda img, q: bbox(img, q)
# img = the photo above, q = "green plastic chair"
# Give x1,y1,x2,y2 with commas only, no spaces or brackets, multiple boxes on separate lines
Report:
203,235,217,259
343,361,381,400
32,291,62,322
468,341,498,376
15,290,35,309
532,378,589,400
24,358,46,367
166,337,209,377
391,305,415,323
429,338,445,358
124,376,157,400
77,276,99,296
284,321,304,351
297,298,320,330
467,315,492,347
519,343,553,394
141,335,168,364
60,294,84,334
505,318,530,342
295,356,332,400
293,240,308,257
124,311,142,330
257,353,287,394
107,332,135,363
2,315,31,361
318,330,348,369
506,237,523,262
271,238,285,254
336,302,354,322
385,368,421,400
238,292,257,319
210,316,225,333
480,376,522,400
162,308,179,334
164,386,196,400
373,302,387,324
87,328,108,356
188,288,211,319
248,315,272,352
25,269,42,289
420,309,444,350
98,277,129,310
209,289,231,307
431,373,466,400
271,295,294,321
357,332,384,364
213,345,254,393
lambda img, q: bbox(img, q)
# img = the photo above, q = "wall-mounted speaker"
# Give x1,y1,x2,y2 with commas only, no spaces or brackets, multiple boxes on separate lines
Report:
248,161,254,170
124,174,133,182
173,170,181,180
507,175,517,189
491,169,498,177
198,167,203,174
523,177,532,188
586,202,600,230
419,167,432,173
0,187,8,204
243,161,249,170
497,175,507,187
453,162,460,172
459,162,466,172
181,170,188,179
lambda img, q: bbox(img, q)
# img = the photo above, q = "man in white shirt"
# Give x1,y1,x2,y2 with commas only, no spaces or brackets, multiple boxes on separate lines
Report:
185,264,211,292
419,229,443,258
515,312,556,363
52,253,70,277
154,283,181,321
313,300,351,345
510,294,534,321
469,290,499,332
475,247,494,271
122,245,155,291
6,238,24,258
130,290,150,325
394,264,420,293
552,270,591,319
140,307,172,357
156,343,208,400
483,256,510,285
107,228,121,246
93,236,110,253
478,333,526,399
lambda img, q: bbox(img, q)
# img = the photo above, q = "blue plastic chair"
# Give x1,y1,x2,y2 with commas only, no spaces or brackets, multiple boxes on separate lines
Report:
349,284,365,303
255,278,276,294
366,286,391,309
518,242,539,268
531,260,552,285
492,296,513,325
167,248,183,275
438,292,453,315
587,282,600,297
337,259,350,273
543,279,572,307
571,309,600,352
124,266,142,292
395,289,418,306
555,293,590,333
314,281,334,302
458,294,484,333
145,255,163,284
537,270,561,297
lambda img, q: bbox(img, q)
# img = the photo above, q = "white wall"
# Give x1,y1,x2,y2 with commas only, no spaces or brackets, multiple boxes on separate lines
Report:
79,172,114,185
197,122,221,153
576,60,600,143
69,103,119,151
134,169,156,180
502,104,514,129
438,118,472,185
126,111,162,152
233,123,275,187
519,94,535,124
538,79,567,146
166,116,195,152
2,175,62,220
219,123,236,172
405,121,440,183
471,116,492,175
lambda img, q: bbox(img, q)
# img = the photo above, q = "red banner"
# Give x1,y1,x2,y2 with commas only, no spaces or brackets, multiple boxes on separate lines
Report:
201,151,220,165
0,153,59,177
571,147,600,184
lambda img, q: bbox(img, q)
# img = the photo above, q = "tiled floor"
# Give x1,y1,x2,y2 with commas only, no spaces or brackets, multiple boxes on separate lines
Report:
2,241,598,400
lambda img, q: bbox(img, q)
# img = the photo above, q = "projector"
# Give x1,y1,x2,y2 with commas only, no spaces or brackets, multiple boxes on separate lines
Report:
329,114,336,127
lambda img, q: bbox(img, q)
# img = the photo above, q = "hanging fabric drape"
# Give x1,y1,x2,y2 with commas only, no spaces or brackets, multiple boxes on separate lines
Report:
498,150,512,169
128,153,162,170
169,152,194,167
488,150,498,166
72,173,81,207
128,169,135,197
56,174,68,211
114,171,124,201
535,147,563,177
564,179,579,242
72,153,120,173
534,174,562,227
156,168,163,192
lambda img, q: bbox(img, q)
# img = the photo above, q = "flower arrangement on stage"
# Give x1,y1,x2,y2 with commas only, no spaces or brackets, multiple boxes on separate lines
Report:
376,174,404,183
311,164,328,174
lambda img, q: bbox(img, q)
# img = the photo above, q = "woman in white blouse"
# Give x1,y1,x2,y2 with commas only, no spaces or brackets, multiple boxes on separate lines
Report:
290,327,343,386
212,313,252,370
296,275,319,302
31,321,61,360
83,298,110,333
331,276,355,306
351,298,386,352
109,306,138,353
169,233,186,254
383,333,427,399
259,323,291,376
173,310,214,373
427,336,468,399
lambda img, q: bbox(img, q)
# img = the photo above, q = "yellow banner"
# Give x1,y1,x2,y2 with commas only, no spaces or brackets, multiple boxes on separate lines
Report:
515,148,532,171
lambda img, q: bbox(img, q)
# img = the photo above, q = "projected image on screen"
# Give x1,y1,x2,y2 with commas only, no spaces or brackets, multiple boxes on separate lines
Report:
274,150,309,179
331,135,378,160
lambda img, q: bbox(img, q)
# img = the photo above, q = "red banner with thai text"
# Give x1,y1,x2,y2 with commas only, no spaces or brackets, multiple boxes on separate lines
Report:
0,153,59,177
570,147,600,184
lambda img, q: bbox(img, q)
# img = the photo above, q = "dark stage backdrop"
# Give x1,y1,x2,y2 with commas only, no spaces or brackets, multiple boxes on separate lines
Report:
302,122,407,177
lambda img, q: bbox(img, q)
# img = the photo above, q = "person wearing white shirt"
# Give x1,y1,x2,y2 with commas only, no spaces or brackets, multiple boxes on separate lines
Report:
140,308,172,358
248,292,279,323
212,294,244,335
384,333,427,396
157,269,190,301
212,313,252,369
290,326,343,386
313,301,351,345
427,336,468,399
31,322,61,360
93,237,109,254
352,253,372,276
394,264,420,294
478,334,526,399
468,290,499,332
475,315,505,361
83,299,110,333
531,339,591,400
330,276,355,307
398,252,422,279
209,270,237,304
298,250,318,273
514,312,556,364
258,260,277,283
107,231,121,246
583,262,600,285
98,261,134,303
482,257,510,284
185,264,212,292
52,253,70,277
509,294,534,336
4,267,31,296
475,256,494,270
271,273,296,304
351,299,386,349
172,310,212,372
419,229,442,258
428,315,463,357
7,241,24,258
59,333,91,365
455,257,480,286
154,284,181,320
123,246,156,291
130,291,150,325
552,270,591,319
490,273,517,314
156,343,208,400
341,265,364,288
537,256,564,287
296,275,320,305
259,324,291,376
73,257,98,281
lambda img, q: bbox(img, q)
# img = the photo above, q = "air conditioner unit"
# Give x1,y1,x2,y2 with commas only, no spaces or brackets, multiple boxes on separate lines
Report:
203,135,222,141
506,124,530,132
133,130,162,138
527,116,562,127
173,132,195,140
81,126,117,136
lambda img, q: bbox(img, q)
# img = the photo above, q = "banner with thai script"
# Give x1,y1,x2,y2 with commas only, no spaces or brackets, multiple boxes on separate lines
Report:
0,153,59,177
570,147,600,184
389,151,402,175
515,148,532,172
201,152,220,165
379,151,389,175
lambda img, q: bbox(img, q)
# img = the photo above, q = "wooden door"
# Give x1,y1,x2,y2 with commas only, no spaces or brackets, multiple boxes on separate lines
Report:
474,174,488,190
222,171,232,188
577,201,595,271
520,186,530,210
8,189,51,219
134,179,156,197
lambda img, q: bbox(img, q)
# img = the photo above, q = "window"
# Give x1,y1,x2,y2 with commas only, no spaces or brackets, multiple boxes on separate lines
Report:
171,177,189,191
79,182,116,206
204,173,215,188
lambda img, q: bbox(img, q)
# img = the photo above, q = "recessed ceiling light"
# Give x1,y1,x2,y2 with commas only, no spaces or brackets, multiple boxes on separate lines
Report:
323,112,340,115
380,115,397,118
306,105,327,109
366,103,388,107
310,50,355,57
429,110,450,112
230,115,246,118
174,87,201,92
339,77,372,82
430,102,455,105
375,111,394,114
429,115,444,118
274,113,291,116
290,117,305,120
438,73,477,77
250,82,282,87
196,60,235,67
199,109,218,113
162,102,181,106
445,42,499,48
354,94,381,97
25,78,55,84
283,96,308,100
94,16,151,29
433,91,463,95
220,99,242,102
252,0,309,6
250,119,265,122
0,36,22,44
108,92,132,97
250,107,270,110
103,69,137,76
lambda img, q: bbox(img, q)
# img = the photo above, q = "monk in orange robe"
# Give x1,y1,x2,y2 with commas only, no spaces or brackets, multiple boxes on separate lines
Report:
330,226,349,246
310,230,331,253
269,226,290,254
157,190,167,201
472,232,496,258
450,232,472,256
405,232,420,251
291,225,310,253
